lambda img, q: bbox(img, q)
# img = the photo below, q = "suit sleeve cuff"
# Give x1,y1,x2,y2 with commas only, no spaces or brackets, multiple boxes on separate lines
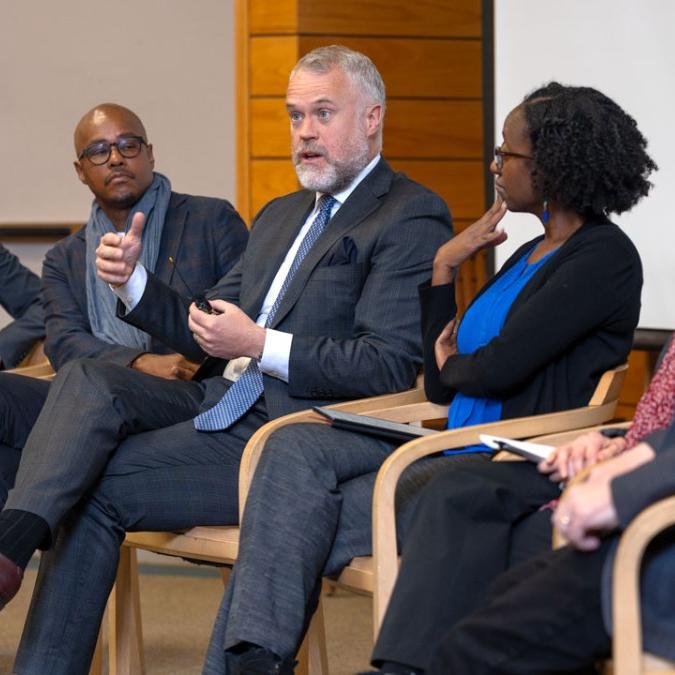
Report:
259,329,292,382
111,264,148,312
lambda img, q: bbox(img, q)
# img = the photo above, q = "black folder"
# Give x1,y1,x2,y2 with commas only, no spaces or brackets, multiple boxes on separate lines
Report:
312,406,438,443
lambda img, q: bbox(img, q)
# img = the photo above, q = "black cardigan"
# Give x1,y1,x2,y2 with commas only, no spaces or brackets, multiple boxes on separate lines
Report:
420,217,642,419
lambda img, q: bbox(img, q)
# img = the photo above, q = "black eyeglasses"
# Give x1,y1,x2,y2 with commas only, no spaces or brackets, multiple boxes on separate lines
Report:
78,135,147,165
494,146,533,171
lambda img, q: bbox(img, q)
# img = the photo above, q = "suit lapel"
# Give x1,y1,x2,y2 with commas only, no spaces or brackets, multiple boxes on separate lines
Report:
155,193,188,290
269,158,393,328
244,192,316,316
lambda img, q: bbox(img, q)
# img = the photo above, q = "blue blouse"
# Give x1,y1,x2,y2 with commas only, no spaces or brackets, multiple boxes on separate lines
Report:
444,245,557,454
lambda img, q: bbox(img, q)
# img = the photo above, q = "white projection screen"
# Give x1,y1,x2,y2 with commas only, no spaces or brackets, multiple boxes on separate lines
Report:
494,0,675,330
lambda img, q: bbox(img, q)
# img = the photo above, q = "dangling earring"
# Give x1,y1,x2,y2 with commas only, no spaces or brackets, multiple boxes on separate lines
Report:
542,198,550,224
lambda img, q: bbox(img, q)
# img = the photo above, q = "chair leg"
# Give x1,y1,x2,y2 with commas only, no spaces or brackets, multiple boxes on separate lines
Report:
88,627,103,675
296,595,329,675
108,545,145,675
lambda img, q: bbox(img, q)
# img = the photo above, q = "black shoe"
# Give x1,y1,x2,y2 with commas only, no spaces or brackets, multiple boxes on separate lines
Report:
232,646,296,675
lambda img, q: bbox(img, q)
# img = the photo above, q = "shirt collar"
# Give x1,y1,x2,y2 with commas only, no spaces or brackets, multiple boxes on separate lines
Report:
314,153,381,209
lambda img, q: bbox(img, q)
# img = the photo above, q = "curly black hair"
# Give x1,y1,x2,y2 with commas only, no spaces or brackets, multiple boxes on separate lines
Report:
520,82,657,216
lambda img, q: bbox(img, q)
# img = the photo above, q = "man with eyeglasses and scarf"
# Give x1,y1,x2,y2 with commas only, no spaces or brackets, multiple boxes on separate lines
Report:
0,103,248,505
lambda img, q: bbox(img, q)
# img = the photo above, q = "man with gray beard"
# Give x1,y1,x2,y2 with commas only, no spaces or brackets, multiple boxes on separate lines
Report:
1,45,452,674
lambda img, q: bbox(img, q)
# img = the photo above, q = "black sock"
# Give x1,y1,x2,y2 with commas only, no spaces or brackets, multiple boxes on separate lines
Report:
227,641,264,655
0,509,51,569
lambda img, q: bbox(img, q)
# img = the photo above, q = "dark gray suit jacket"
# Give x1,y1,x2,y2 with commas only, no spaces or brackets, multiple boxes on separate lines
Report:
123,158,453,420
0,244,44,368
602,397,675,659
44,192,248,370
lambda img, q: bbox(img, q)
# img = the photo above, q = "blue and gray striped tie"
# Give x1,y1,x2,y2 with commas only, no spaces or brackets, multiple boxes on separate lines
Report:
193,194,337,431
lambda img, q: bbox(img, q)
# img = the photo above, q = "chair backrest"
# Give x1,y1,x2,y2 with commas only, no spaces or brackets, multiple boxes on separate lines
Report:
612,495,675,675
588,363,628,406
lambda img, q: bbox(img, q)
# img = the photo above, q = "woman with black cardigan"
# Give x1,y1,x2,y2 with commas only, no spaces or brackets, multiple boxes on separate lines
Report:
367,82,656,675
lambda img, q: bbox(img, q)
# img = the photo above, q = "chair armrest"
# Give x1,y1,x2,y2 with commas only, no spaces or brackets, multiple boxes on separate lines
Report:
5,360,54,378
238,409,327,517
612,495,675,675
370,400,621,629
237,386,438,516
533,421,632,448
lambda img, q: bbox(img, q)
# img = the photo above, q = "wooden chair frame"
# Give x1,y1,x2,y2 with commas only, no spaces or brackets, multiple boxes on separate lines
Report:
106,365,626,674
6,340,54,379
535,424,675,675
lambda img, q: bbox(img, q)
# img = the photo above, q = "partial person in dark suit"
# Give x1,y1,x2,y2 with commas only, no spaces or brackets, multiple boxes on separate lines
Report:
0,46,452,675
0,243,44,369
425,336,675,674
0,102,247,505
367,83,657,675
203,83,651,675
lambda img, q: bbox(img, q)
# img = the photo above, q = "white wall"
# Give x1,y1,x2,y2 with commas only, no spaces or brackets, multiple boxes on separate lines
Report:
0,0,236,224
494,0,675,330
0,0,236,328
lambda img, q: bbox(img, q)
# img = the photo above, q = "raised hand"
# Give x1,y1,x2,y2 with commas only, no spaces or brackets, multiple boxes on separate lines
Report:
95,211,145,286
432,198,508,285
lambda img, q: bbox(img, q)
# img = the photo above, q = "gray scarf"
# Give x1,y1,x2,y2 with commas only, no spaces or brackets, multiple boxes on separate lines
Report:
85,172,171,350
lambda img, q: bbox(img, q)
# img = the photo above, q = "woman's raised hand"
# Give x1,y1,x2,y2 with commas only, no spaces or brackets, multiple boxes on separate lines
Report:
432,198,508,285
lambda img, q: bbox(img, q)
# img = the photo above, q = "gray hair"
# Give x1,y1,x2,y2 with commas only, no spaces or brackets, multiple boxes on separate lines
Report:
291,45,386,116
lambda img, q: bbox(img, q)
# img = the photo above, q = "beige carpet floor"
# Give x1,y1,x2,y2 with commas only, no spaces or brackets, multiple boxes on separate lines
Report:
0,565,373,674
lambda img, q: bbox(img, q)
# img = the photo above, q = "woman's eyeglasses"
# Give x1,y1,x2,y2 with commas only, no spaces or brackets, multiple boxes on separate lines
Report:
494,146,533,171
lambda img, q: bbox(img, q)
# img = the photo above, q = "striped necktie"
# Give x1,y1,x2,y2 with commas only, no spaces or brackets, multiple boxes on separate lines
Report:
194,194,337,431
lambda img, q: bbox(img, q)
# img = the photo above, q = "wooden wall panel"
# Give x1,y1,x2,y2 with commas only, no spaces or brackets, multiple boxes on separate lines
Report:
297,0,481,38
251,36,482,99
615,350,652,421
250,37,298,96
250,98,291,158
391,160,484,220
250,98,484,160
250,159,299,216
249,0,298,34
384,100,483,159
299,37,482,98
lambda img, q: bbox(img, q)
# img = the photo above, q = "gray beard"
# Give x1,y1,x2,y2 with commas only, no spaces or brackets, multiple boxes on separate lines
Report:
294,145,371,194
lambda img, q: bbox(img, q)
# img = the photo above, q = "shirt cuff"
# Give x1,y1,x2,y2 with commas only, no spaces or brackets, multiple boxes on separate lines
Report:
259,329,292,382
111,264,148,311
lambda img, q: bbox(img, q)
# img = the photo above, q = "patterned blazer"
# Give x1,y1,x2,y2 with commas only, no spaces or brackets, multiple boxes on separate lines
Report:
123,158,453,420
0,244,44,368
43,191,248,370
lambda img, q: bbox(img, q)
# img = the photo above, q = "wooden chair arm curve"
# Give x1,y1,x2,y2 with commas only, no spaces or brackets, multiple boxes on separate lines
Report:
237,385,431,516
370,398,620,627
5,360,54,378
612,495,675,675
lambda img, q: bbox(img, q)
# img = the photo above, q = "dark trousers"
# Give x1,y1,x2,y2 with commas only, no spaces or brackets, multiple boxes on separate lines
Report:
203,431,492,674
430,541,612,674
0,372,51,504
10,358,267,675
372,459,562,672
